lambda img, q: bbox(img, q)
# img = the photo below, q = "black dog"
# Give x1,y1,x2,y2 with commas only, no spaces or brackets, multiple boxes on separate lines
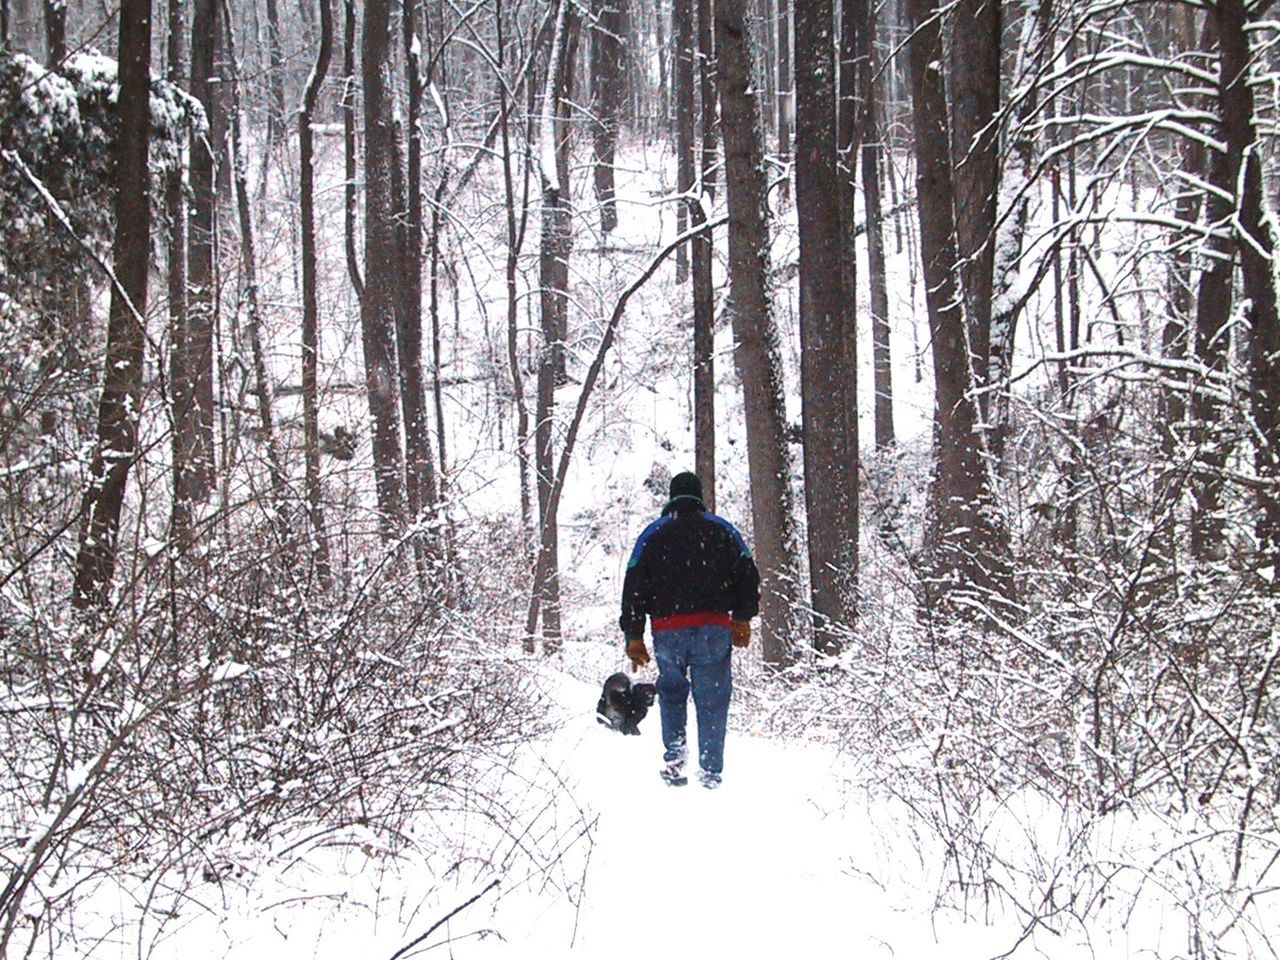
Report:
596,672,656,735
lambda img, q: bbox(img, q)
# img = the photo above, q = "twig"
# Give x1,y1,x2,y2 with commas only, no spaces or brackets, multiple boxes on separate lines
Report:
387,878,501,960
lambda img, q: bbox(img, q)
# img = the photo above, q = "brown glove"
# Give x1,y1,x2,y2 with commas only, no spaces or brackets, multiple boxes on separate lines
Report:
626,637,651,671
731,620,751,648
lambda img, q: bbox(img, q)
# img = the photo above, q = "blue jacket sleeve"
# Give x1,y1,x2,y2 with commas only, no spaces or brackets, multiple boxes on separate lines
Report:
619,560,650,639
619,520,661,639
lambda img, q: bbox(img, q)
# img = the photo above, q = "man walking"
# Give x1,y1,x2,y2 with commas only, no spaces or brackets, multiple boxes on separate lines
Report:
620,471,759,788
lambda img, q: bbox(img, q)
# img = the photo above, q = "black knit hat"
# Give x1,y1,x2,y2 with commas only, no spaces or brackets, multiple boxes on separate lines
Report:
664,471,704,512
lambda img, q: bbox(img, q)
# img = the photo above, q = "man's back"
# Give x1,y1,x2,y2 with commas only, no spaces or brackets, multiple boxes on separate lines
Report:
619,504,759,635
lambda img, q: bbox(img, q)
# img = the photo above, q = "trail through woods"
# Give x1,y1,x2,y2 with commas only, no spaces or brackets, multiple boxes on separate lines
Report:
109,638,1174,960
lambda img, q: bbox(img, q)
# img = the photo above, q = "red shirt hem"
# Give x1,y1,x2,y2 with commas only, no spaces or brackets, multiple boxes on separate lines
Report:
651,611,733,632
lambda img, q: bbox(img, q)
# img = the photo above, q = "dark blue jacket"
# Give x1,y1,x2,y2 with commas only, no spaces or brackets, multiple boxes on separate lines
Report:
619,498,760,639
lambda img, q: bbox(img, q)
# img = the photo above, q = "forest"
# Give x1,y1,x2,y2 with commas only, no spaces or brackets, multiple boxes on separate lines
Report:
0,0,1278,955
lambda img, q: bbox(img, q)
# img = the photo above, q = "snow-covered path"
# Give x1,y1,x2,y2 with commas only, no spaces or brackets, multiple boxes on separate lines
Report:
93,655,1190,959
484,665,1018,960
508,668,864,957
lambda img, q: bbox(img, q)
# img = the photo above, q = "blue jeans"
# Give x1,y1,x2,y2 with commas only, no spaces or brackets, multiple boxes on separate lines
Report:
653,624,733,775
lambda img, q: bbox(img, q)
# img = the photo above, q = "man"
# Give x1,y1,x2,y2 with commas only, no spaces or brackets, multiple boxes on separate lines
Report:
619,471,759,788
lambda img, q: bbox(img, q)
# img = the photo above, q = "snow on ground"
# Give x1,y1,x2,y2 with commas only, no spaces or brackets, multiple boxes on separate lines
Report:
88,637,1185,960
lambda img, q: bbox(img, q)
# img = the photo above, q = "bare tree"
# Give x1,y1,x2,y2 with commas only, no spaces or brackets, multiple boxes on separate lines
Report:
692,0,717,510
674,0,695,282
1189,92,1233,561
342,0,363,301
400,0,441,556
775,0,791,196
497,0,535,543
795,0,857,651
716,0,805,665
264,0,287,158
905,0,1014,607
165,0,190,545
174,0,222,541
1216,0,1280,580
222,0,290,521
863,62,893,450
591,0,627,234
42,0,63,65
987,0,1051,463
532,0,581,650
950,0,1002,412
299,0,334,581
361,0,408,537
72,0,152,607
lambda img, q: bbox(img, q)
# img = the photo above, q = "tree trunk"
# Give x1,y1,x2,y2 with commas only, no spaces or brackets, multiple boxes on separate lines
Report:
692,0,717,510
591,0,626,234
73,0,151,608
1217,0,1280,579
42,0,63,65
400,0,441,561
541,4,579,391
842,0,893,451
775,0,790,198
905,0,1014,608
533,0,581,650
716,0,805,666
176,0,221,541
796,0,856,652
264,0,287,156
674,0,695,283
988,0,1049,463
1153,6,1202,574
863,96,893,450
342,0,363,301
223,0,290,514
299,0,334,583
165,0,190,545
496,0,534,547
1189,135,1233,562
361,0,408,537
949,0,1001,412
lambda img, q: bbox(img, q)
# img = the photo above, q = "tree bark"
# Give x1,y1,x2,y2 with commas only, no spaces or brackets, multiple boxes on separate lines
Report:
1216,0,1280,579
533,0,581,650
342,0,363,302
42,0,64,65
591,0,626,234
496,0,534,547
949,0,1001,412
299,0,334,582
775,0,791,197
175,0,221,541
264,0,287,156
716,0,805,665
165,0,190,545
692,0,717,510
675,0,695,283
400,0,441,559
863,88,893,451
796,0,856,651
361,0,408,537
223,0,290,515
988,0,1049,463
73,0,151,608
841,0,893,452
905,0,1014,608
1189,134,1233,562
